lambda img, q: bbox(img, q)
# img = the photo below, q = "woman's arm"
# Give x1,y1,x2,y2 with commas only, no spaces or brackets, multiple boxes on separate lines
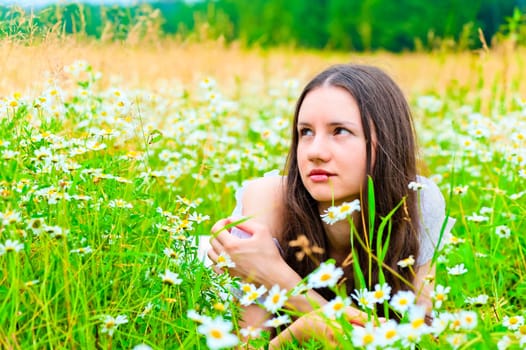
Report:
208,177,329,326
268,305,372,348
208,218,328,311
414,260,435,313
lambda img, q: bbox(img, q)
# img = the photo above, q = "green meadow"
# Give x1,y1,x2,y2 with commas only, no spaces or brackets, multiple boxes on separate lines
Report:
0,7,525,349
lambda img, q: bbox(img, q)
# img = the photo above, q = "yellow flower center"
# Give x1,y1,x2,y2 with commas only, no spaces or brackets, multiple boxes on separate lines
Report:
374,290,384,299
363,334,374,344
385,329,397,339
320,273,331,281
213,303,225,311
210,329,223,339
412,318,424,329
333,302,344,311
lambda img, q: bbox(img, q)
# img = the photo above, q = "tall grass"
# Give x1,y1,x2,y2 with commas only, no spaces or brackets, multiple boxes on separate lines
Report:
0,11,525,350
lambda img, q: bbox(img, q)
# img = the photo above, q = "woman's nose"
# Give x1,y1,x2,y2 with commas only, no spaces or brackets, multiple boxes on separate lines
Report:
307,135,331,162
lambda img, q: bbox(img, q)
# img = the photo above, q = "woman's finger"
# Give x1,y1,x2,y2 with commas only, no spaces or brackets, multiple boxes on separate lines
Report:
233,219,269,238
208,235,225,254
211,218,231,235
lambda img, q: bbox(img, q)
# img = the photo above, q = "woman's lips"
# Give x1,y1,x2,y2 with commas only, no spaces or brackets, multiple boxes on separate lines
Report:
308,170,334,182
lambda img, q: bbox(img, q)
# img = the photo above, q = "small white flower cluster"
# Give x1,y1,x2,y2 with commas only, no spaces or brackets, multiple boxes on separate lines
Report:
0,239,24,255
233,262,346,333
498,314,526,349
100,314,128,337
408,181,427,191
320,199,360,225
215,252,236,269
351,298,478,349
187,310,239,350
159,269,182,286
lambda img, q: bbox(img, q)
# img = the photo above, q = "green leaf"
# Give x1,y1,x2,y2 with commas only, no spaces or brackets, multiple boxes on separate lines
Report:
148,129,163,145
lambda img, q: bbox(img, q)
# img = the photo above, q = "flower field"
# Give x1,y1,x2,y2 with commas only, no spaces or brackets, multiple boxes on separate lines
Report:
0,41,525,349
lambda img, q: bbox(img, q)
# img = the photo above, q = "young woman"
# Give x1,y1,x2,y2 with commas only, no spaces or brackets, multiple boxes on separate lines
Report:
207,64,454,346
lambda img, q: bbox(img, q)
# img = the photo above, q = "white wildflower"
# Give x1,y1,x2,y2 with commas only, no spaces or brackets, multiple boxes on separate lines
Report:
307,262,344,289
447,263,468,276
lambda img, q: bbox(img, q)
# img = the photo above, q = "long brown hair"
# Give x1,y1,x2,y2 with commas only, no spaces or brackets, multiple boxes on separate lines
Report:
281,64,419,306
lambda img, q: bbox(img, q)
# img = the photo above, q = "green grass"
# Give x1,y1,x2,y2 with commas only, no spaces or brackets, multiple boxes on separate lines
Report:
0,53,524,350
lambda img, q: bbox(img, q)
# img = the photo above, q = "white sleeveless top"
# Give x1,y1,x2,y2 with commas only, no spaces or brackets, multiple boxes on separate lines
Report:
232,171,455,266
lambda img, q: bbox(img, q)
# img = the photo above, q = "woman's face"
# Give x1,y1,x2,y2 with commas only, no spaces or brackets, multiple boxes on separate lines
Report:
297,85,371,209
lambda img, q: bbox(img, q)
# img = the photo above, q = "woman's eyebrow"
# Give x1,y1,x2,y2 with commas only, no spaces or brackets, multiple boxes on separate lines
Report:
298,121,358,126
327,121,359,127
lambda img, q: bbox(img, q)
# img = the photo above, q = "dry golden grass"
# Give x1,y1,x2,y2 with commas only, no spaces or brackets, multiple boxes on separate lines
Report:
1,37,524,112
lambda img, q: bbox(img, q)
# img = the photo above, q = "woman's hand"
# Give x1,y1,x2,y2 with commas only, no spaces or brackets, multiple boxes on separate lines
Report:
268,310,341,349
268,306,383,349
207,217,292,288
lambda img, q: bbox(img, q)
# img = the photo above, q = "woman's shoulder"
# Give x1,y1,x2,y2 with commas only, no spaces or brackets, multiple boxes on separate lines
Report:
415,175,455,266
243,174,286,197
237,173,287,238
416,175,444,206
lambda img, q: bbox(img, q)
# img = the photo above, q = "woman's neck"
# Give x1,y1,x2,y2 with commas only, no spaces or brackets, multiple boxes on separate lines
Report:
323,220,352,262
321,210,363,264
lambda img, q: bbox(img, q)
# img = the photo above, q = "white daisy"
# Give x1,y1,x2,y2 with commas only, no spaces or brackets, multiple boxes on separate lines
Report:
159,269,182,285
323,296,351,318
100,314,128,337
351,322,377,349
197,317,239,350
0,239,24,255
407,305,429,335
465,294,489,306
216,252,236,269
397,255,415,267
263,285,288,313
239,285,267,306
307,261,344,289
320,206,340,225
458,310,478,330
389,290,416,314
263,315,291,328
502,315,524,331
447,263,468,276
495,225,511,239
352,288,375,310
187,309,212,324
408,181,427,191
430,311,453,336
335,199,360,218
240,326,262,338
376,320,400,347
430,284,451,309
446,333,467,349
371,283,392,304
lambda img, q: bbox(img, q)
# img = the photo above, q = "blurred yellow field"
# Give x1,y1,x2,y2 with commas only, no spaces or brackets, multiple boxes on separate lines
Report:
2,39,525,108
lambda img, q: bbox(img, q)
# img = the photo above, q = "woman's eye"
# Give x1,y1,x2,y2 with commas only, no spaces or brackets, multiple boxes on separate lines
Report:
299,128,313,136
334,127,352,135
